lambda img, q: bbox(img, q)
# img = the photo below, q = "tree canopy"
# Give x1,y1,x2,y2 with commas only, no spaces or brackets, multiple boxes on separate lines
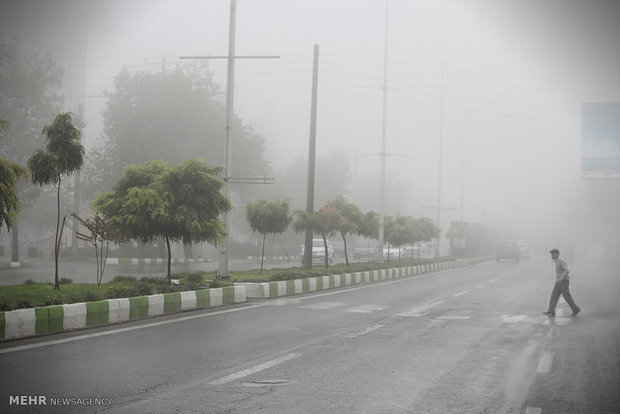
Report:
1,121,30,233
28,112,85,289
245,199,291,273
93,159,232,281
85,64,270,196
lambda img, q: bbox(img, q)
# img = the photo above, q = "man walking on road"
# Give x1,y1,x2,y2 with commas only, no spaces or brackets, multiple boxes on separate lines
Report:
543,248,581,317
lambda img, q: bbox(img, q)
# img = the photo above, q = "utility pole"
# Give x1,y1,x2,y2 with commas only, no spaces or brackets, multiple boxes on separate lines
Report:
181,0,276,279
303,44,320,270
378,0,389,264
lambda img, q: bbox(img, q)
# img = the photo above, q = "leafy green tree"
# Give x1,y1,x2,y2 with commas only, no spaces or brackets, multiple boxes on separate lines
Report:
94,159,232,282
1,120,30,233
85,64,269,197
326,195,366,267
0,36,63,261
294,205,342,270
245,199,292,274
385,215,414,262
28,113,84,289
417,217,440,257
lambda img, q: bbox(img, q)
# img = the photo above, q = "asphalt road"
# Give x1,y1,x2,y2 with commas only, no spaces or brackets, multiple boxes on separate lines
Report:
1,254,618,413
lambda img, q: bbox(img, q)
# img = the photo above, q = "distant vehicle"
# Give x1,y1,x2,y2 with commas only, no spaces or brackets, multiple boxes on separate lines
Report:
496,241,520,262
517,242,530,258
300,239,334,264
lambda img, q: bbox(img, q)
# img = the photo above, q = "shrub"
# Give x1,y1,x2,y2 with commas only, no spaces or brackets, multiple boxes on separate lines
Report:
42,294,65,306
59,277,73,285
156,284,177,294
106,283,139,299
185,272,204,288
23,279,37,285
111,275,137,284
15,299,33,309
136,281,154,296
82,290,102,302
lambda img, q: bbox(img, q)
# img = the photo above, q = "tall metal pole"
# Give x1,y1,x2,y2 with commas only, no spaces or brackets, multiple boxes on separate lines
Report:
378,0,389,264
436,63,445,258
303,44,319,270
217,0,237,279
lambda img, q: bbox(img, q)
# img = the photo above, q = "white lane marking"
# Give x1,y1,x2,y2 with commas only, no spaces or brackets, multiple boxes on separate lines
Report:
343,324,385,338
498,315,528,324
438,311,471,320
525,407,542,414
209,353,302,386
452,290,469,297
475,284,486,289
344,304,387,314
536,351,554,373
299,301,344,310
0,303,269,355
396,300,443,317
489,279,497,283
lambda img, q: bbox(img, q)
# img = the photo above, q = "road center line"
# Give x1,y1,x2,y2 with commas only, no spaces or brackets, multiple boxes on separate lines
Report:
452,290,469,297
209,353,302,386
525,408,541,414
536,351,554,373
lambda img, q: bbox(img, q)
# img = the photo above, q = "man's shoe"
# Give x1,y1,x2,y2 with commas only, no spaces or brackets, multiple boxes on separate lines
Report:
571,309,580,317
543,311,555,316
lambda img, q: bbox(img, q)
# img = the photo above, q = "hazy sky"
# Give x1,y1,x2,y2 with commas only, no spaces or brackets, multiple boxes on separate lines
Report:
2,0,619,251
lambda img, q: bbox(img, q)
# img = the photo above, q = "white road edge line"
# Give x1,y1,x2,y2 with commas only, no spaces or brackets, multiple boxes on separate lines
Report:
209,353,302,386
452,290,469,297
536,351,554,373
525,407,542,414
0,303,268,355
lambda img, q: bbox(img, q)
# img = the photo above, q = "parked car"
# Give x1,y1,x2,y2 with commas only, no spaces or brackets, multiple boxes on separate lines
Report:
300,239,334,264
517,242,530,258
496,241,520,262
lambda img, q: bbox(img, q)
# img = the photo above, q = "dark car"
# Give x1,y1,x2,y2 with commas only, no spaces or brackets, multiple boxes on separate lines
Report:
496,241,520,262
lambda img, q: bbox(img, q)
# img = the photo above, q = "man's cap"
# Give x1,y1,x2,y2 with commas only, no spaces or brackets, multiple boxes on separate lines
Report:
549,248,559,254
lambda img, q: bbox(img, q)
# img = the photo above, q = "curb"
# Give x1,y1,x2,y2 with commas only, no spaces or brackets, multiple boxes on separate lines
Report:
0,286,245,341
238,259,469,298
102,257,211,265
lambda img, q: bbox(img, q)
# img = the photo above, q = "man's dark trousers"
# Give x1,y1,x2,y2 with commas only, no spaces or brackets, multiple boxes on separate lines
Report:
547,279,580,315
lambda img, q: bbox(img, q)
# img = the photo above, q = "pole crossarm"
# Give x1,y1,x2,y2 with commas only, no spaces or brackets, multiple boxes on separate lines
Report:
226,176,274,184
180,55,280,60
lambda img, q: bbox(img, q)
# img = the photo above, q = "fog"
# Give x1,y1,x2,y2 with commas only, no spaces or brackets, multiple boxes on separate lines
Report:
2,0,619,256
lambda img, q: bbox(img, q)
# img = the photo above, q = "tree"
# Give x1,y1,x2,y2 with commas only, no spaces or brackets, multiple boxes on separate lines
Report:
71,213,122,286
294,205,342,269
28,113,84,289
245,199,291,274
327,196,365,267
417,217,440,257
0,36,63,262
1,120,30,233
93,159,232,282
84,64,270,197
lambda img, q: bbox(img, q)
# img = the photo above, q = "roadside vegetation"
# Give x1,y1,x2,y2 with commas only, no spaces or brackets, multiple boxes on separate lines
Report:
0,256,459,311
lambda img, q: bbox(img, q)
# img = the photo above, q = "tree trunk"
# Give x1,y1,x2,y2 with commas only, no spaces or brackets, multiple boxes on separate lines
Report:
166,236,172,284
11,222,19,263
260,233,266,274
342,233,349,267
322,234,329,269
54,180,61,290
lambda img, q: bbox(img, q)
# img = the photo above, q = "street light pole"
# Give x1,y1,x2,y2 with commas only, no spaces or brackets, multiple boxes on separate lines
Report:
378,0,389,264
